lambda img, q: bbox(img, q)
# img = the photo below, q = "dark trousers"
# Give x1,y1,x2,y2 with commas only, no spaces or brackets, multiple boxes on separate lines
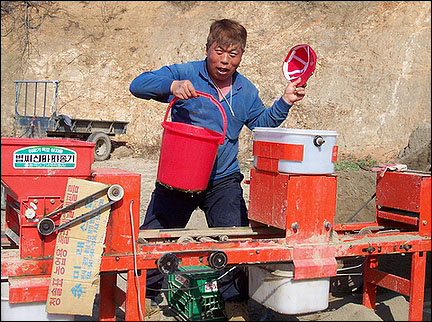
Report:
141,172,249,302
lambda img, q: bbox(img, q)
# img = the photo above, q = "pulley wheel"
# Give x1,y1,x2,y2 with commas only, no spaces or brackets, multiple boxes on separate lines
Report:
157,253,179,274
208,251,228,270
38,217,56,236
107,184,124,201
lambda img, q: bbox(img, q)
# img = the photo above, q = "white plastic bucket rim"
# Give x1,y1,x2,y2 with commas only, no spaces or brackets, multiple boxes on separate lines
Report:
253,127,338,137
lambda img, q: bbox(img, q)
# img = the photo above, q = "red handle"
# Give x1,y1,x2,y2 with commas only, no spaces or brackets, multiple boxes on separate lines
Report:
163,91,227,144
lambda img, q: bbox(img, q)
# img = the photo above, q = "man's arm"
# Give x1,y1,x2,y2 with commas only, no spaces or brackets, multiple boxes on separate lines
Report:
129,66,176,103
246,77,306,129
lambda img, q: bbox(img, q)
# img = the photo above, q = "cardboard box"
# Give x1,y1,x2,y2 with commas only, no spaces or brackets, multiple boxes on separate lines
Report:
46,178,111,316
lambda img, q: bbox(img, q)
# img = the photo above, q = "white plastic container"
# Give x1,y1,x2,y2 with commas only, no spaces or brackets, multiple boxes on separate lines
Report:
253,127,338,174
248,264,330,314
1,280,74,321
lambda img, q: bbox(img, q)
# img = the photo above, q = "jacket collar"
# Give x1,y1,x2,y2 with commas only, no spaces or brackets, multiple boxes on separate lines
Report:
200,59,242,95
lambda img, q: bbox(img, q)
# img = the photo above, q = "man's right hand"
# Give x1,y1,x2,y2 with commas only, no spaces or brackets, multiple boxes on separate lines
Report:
170,80,198,100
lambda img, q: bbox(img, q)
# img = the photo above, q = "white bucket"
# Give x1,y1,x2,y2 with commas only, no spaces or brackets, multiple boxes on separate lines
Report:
253,127,338,174
1,280,74,321
248,264,330,314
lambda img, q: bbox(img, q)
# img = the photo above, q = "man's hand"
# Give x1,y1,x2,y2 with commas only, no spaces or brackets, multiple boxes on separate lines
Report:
170,80,198,100
282,77,306,105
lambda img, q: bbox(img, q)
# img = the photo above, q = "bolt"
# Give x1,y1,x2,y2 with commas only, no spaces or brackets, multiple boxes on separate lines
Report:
402,245,412,251
291,222,299,233
115,256,120,262
33,199,38,204
422,220,427,226
50,199,55,204
256,250,260,254
367,246,375,253
324,221,332,231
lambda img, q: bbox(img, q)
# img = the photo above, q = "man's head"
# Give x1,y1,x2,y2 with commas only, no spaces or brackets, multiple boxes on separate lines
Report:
206,19,247,52
206,19,247,83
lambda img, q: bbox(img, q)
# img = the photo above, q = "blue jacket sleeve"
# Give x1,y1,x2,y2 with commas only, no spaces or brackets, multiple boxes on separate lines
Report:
129,66,177,103
245,92,292,130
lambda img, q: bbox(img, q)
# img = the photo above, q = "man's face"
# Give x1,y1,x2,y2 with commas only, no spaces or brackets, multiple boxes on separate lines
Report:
206,42,243,82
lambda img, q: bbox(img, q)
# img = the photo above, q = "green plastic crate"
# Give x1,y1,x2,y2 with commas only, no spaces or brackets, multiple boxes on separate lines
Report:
167,266,225,321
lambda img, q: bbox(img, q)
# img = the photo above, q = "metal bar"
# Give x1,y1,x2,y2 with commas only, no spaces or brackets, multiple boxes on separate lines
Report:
14,82,20,115
24,82,28,115
99,273,117,321
125,269,146,321
44,186,109,219
334,222,381,233
33,82,37,116
377,210,419,226
346,193,376,222
53,199,115,233
363,266,410,296
409,251,427,320
14,80,60,83
43,82,47,117
1,251,52,278
8,275,51,304
52,80,59,116
138,226,283,239
363,255,378,310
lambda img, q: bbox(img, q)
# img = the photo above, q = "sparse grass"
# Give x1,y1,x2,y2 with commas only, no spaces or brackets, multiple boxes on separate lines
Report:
334,156,379,171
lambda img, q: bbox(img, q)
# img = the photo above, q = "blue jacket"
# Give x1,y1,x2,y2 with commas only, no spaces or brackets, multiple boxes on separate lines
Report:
129,59,292,180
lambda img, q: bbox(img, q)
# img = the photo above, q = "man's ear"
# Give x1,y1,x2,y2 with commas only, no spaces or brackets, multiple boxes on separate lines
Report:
205,43,209,56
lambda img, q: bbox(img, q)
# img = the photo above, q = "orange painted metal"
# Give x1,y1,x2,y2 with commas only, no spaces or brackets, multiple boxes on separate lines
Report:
363,255,378,310
99,273,117,321
90,168,141,254
408,251,427,320
362,250,428,321
8,275,51,304
252,141,304,172
331,145,338,162
253,141,304,162
248,168,337,243
358,171,431,320
1,250,52,276
284,174,337,243
419,176,431,236
1,138,94,259
376,171,425,213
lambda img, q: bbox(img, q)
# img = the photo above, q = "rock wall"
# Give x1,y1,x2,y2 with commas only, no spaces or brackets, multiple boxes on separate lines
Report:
1,1,431,162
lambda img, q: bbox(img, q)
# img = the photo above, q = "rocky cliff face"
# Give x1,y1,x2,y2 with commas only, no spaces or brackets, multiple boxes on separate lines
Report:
1,1,431,162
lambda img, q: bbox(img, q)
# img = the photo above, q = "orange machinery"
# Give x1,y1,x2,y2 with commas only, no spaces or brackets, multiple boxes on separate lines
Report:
1,137,430,321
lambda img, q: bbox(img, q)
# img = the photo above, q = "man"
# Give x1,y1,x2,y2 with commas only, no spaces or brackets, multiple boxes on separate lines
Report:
129,18,306,320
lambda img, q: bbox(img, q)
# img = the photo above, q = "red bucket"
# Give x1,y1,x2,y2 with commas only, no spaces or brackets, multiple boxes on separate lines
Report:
157,91,227,192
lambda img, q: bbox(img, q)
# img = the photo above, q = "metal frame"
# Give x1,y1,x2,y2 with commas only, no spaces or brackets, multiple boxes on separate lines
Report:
1,139,430,321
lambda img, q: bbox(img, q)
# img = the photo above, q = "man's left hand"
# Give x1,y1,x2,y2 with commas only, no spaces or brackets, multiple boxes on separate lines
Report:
282,77,306,105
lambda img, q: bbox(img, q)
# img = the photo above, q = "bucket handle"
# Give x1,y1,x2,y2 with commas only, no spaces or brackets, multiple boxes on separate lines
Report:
163,91,228,144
